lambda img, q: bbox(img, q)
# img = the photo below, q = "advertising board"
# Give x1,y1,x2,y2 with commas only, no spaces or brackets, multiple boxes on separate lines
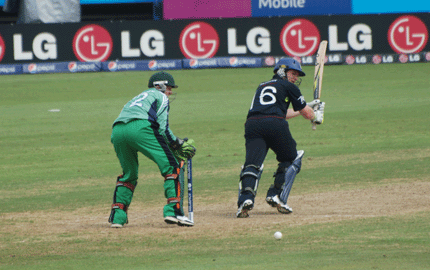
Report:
0,13,428,64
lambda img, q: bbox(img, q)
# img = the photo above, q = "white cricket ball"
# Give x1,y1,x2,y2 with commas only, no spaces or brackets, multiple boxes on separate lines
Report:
274,231,282,240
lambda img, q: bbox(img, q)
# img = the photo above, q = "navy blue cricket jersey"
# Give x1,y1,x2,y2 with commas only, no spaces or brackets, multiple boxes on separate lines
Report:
247,74,307,119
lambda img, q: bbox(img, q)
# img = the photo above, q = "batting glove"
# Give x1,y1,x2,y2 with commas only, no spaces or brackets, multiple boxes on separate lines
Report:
306,99,320,110
311,101,325,125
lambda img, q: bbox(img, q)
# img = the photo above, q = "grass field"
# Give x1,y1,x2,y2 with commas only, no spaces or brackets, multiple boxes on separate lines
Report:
1,63,429,269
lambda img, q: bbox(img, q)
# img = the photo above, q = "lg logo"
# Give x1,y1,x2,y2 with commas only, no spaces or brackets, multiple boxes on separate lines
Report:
328,24,372,51
280,19,320,57
121,30,165,58
9,24,113,62
179,22,219,59
73,24,113,62
228,27,271,55
388,15,428,54
13,33,57,61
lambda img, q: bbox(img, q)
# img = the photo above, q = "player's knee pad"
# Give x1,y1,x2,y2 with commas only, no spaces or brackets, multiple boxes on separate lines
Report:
109,175,137,223
279,151,304,203
273,161,292,189
112,175,137,208
164,165,185,215
291,151,303,173
239,164,264,197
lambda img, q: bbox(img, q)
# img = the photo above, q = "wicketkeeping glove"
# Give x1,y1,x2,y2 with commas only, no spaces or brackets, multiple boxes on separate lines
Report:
311,101,325,125
171,138,196,160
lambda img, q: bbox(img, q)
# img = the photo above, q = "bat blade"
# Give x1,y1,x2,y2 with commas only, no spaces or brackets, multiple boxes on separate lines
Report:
313,40,328,100
312,40,328,130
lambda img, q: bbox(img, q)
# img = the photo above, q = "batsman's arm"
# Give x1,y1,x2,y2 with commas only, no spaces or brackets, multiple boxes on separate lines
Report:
299,105,315,120
286,106,314,120
285,109,300,119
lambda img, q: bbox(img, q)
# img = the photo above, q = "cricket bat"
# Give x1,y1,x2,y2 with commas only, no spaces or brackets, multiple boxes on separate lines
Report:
312,40,328,131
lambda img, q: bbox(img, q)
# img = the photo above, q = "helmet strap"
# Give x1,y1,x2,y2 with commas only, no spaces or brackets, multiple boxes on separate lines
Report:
277,68,287,80
153,80,170,92
154,83,167,92
278,68,302,86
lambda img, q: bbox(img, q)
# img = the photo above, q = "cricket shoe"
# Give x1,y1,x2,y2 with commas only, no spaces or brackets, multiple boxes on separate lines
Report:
236,199,254,218
265,195,278,208
266,195,292,214
110,223,124,228
164,215,194,227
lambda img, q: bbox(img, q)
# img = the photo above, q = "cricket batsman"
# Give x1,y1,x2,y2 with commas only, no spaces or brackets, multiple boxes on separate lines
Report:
109,71,196,227
237,58,325,218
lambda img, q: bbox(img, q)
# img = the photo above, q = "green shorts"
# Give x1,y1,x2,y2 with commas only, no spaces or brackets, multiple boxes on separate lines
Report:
111,120,178,182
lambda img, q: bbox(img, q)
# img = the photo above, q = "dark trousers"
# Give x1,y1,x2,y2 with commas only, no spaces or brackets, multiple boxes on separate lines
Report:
244,117,297,166
238,117,298,204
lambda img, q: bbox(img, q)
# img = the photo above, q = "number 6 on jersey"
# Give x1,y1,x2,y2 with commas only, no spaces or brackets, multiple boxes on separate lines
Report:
312,40,328,131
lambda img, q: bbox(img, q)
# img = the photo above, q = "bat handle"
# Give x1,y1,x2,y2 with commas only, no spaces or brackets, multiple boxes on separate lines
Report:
312,123,316,130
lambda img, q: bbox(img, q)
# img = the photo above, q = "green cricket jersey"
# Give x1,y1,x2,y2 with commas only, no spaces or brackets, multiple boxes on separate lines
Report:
113,88,177,144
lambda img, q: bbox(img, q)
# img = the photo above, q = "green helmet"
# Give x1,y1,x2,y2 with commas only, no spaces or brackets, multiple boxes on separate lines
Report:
148,71,178,91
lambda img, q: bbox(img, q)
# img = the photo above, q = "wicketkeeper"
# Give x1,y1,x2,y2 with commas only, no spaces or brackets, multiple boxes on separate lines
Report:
109,71,196,228
237,58,325,218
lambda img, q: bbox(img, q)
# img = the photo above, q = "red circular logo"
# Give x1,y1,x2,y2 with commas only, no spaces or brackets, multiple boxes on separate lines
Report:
280,19,321,57
28,64,37,73
179,22,219,59
148,60,157,70
0,34,5,62
73,24,113,62
229,57,238,66
399,54,408,63
388,15,428,54
345,55,355,65
189,59,199,67
265,56,275,66
68,62,77,72
108,61,117,71
372,55,382,64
